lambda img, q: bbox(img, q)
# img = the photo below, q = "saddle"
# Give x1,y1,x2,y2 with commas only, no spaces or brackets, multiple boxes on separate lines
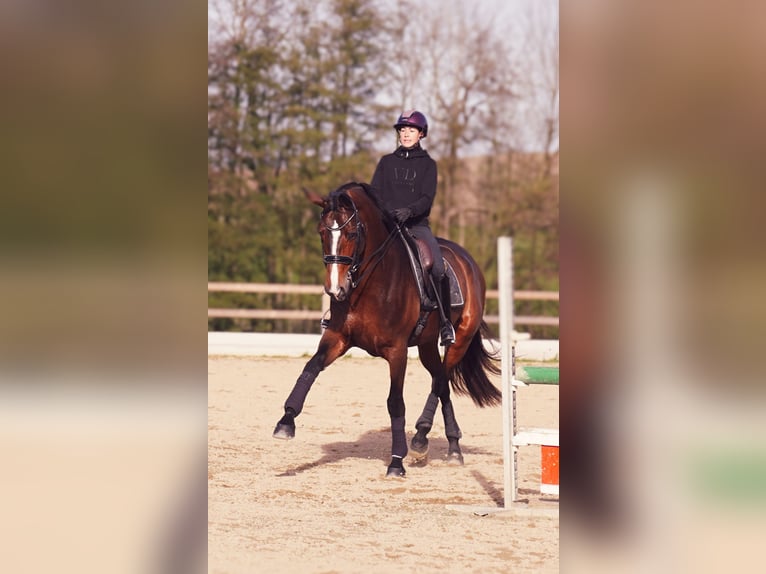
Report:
397,228,464,311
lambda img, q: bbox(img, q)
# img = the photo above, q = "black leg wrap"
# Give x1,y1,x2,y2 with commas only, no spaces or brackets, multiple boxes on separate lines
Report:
415,392,439,432
284,368,319,416
441,400,462,440
391,416,408,459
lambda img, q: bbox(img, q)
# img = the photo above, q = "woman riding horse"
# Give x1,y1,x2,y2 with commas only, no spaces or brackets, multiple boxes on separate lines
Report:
371,110,455,347
273,182,501,478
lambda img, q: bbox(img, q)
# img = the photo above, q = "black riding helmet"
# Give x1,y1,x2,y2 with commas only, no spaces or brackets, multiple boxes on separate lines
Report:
393,110,428,138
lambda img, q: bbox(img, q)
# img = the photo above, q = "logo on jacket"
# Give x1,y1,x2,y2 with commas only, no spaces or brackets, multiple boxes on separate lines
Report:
394,168,417,181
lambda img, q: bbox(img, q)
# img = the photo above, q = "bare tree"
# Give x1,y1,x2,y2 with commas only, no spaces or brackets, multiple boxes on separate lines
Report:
506,0,559,289
410,0,521,242
518,0,559,169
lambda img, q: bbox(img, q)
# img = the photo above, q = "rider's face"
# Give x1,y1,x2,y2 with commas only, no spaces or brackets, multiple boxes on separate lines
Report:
398,127,422,148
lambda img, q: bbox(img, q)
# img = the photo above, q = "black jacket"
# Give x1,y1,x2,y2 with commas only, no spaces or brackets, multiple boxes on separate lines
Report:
370,144,437,224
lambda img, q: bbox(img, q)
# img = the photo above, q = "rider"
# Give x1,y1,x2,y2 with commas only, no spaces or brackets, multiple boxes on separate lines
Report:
370,110,456,346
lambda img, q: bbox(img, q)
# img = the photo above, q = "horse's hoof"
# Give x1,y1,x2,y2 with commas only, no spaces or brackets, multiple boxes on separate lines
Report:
410,435,429,456
272,422,295,440
409,438,428,465
446,451,464,466
386,465,406,478
385,457,406,478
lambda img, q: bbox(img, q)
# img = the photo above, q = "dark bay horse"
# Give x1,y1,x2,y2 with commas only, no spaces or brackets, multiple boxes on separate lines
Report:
273,182,501,477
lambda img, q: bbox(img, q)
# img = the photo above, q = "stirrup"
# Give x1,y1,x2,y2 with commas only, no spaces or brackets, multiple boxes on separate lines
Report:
440,322,456,346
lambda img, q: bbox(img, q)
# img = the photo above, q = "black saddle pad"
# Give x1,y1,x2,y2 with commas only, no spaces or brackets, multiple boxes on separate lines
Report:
397,229,464,310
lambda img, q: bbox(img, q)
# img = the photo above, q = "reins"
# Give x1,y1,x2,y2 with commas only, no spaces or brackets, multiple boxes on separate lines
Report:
348,224,398,289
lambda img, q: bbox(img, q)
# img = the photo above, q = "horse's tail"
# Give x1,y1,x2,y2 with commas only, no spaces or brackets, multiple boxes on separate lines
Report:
449,321,502,407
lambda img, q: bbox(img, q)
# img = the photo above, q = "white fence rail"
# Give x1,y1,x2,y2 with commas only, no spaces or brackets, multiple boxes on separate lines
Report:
208,282,558,327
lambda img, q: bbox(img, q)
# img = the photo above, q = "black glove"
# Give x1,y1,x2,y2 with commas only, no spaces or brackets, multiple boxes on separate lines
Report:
393,207,412,224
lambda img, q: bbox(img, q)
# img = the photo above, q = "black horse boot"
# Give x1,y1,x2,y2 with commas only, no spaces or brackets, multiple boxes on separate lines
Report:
430,274,455,346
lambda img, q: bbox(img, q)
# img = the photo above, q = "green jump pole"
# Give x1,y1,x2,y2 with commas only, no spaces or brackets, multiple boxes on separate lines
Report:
516,366,559,385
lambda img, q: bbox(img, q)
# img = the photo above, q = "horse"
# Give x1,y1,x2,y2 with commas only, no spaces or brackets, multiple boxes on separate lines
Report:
273,181,501,477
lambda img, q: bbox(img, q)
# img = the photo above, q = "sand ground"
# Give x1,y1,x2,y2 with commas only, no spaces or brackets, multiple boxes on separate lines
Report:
208,355,559,573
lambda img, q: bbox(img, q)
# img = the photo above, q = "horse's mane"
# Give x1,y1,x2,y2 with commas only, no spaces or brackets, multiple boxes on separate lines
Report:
331,181,395,227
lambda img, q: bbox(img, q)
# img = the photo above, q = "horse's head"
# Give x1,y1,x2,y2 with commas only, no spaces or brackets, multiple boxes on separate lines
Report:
307,185,368,302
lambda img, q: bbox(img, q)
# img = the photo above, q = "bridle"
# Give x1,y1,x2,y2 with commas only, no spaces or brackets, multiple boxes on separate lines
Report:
320,193,398,290
321,208,364,273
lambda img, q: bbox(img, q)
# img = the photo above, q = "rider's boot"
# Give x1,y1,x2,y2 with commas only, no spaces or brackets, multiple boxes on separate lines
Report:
430,274,455,346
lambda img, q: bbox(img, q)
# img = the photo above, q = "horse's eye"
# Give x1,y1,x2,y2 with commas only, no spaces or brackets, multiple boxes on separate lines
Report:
347,232,358,240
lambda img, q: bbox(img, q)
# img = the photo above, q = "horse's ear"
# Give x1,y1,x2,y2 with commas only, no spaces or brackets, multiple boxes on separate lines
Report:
303,188,326,207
